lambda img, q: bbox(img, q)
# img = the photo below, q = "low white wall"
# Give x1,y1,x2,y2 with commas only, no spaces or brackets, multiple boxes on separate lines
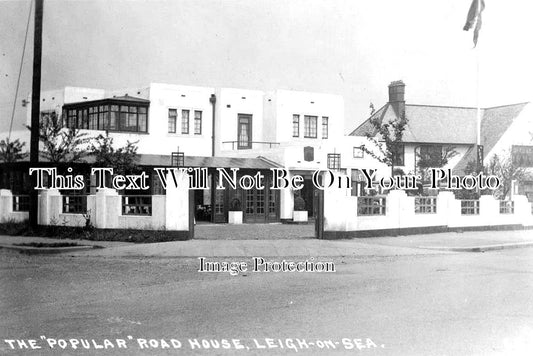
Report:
324,188,533,233
0,186,189,231
0,190,29,223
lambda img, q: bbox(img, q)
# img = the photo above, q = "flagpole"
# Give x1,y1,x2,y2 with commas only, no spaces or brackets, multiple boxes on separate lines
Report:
475,41,481,171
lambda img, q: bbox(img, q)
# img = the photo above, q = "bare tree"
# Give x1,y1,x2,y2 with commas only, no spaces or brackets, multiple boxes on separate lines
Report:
0,138,28,163
361,112,408,176
90,132,139,176
485,152,531,199
416,145,458,182
26,112,93,163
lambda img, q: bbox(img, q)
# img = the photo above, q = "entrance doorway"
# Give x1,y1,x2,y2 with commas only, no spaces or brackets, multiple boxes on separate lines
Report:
243,187,278,223
299,178,316,218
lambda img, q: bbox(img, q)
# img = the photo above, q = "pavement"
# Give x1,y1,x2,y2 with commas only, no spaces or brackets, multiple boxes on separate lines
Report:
0,228,532,257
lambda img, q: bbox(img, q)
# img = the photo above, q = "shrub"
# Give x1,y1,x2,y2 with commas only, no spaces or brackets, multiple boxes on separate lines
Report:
294,196,306,211
229,198,242,211
0,220,189,242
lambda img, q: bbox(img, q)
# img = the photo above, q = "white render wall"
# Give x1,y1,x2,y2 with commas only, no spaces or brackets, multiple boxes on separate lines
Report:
0,190,29,223
0,187,190,231
270,89,345,144
323,187,533,233
216,87,265,154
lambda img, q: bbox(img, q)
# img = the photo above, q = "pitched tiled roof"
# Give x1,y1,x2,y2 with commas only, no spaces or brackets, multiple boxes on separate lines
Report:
352,104,479,144
453,102,528,175
351,102,528,146
481,102,528,154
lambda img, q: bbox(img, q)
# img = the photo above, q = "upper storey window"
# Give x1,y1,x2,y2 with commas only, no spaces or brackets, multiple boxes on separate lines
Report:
304,115,317,138
62,96,149,133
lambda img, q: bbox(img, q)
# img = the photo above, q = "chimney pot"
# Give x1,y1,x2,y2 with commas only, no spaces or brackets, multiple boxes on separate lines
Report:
388,80,405,117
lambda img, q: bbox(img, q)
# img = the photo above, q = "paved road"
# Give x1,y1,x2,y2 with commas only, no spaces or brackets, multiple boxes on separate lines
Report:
2,247,533,355
194,223,315,240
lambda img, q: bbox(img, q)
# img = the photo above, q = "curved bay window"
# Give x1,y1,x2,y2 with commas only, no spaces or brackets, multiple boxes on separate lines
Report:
62,96,149,133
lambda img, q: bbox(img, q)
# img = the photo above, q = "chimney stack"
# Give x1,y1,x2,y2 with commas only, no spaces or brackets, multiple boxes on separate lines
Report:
388,80,405,117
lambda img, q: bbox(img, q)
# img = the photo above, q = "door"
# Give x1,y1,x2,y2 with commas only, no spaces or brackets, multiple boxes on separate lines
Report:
242,186,279,223
243,188,265,223
213,189,226,223
237,114,252,149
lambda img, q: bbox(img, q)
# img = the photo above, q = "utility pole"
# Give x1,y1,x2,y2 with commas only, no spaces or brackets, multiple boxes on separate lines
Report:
29,0,44,228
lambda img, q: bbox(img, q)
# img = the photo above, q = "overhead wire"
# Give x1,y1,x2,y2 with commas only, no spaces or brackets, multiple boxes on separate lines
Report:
8,0,33,142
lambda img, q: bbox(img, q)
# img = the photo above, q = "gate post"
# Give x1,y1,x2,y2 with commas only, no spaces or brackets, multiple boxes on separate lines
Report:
188,188,195,239
315,189,324,239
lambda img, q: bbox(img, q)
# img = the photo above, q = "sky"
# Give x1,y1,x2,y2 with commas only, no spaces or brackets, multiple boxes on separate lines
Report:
0,0,532,136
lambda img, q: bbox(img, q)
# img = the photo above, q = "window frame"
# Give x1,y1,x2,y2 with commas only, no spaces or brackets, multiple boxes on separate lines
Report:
353,146,364,158
237,114,252,149
181,109,190,134
393,144,405,167
194,110,202,135
327,153,341,170
304,115,318,138
292,114,300,138
62,99,149,134
168,108,177,133
322,116,328,139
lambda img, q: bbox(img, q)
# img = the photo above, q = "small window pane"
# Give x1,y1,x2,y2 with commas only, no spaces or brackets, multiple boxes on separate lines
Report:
194,110,202,135
322,117,328,139
181,110,189,134
138,113,147,132
168,109,177,133
293,114,299,137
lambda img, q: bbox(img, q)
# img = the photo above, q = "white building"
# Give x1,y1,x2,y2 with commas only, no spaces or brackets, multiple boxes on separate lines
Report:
6,82,385,224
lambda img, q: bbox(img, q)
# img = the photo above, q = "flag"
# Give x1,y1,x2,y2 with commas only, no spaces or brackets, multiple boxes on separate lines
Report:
463,0,485,46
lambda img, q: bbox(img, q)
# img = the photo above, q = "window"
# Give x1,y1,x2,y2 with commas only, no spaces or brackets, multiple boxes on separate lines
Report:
415,197,437,214
168,109,177,133
122,196,152,216
80,109,88,129
88,107,98,130
304,115,317,138
12,195,29,212
461,200,480,215
138,107,147,132
358,197,386,216
393,144,405,166
126,106,138,131
98,105,108,130
499,201,514,214
67,110,77,129
181,110,189,134
62,100,148,133
292,114,299,137
322,117,328,139
63,195,87,214
40,111,56,127
418,145,442,161
512,145,533,167
194,110,202,135
353,146,364,158
327,153,341,170
109,105,118,130
119,106,128,131
238,114,252,149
